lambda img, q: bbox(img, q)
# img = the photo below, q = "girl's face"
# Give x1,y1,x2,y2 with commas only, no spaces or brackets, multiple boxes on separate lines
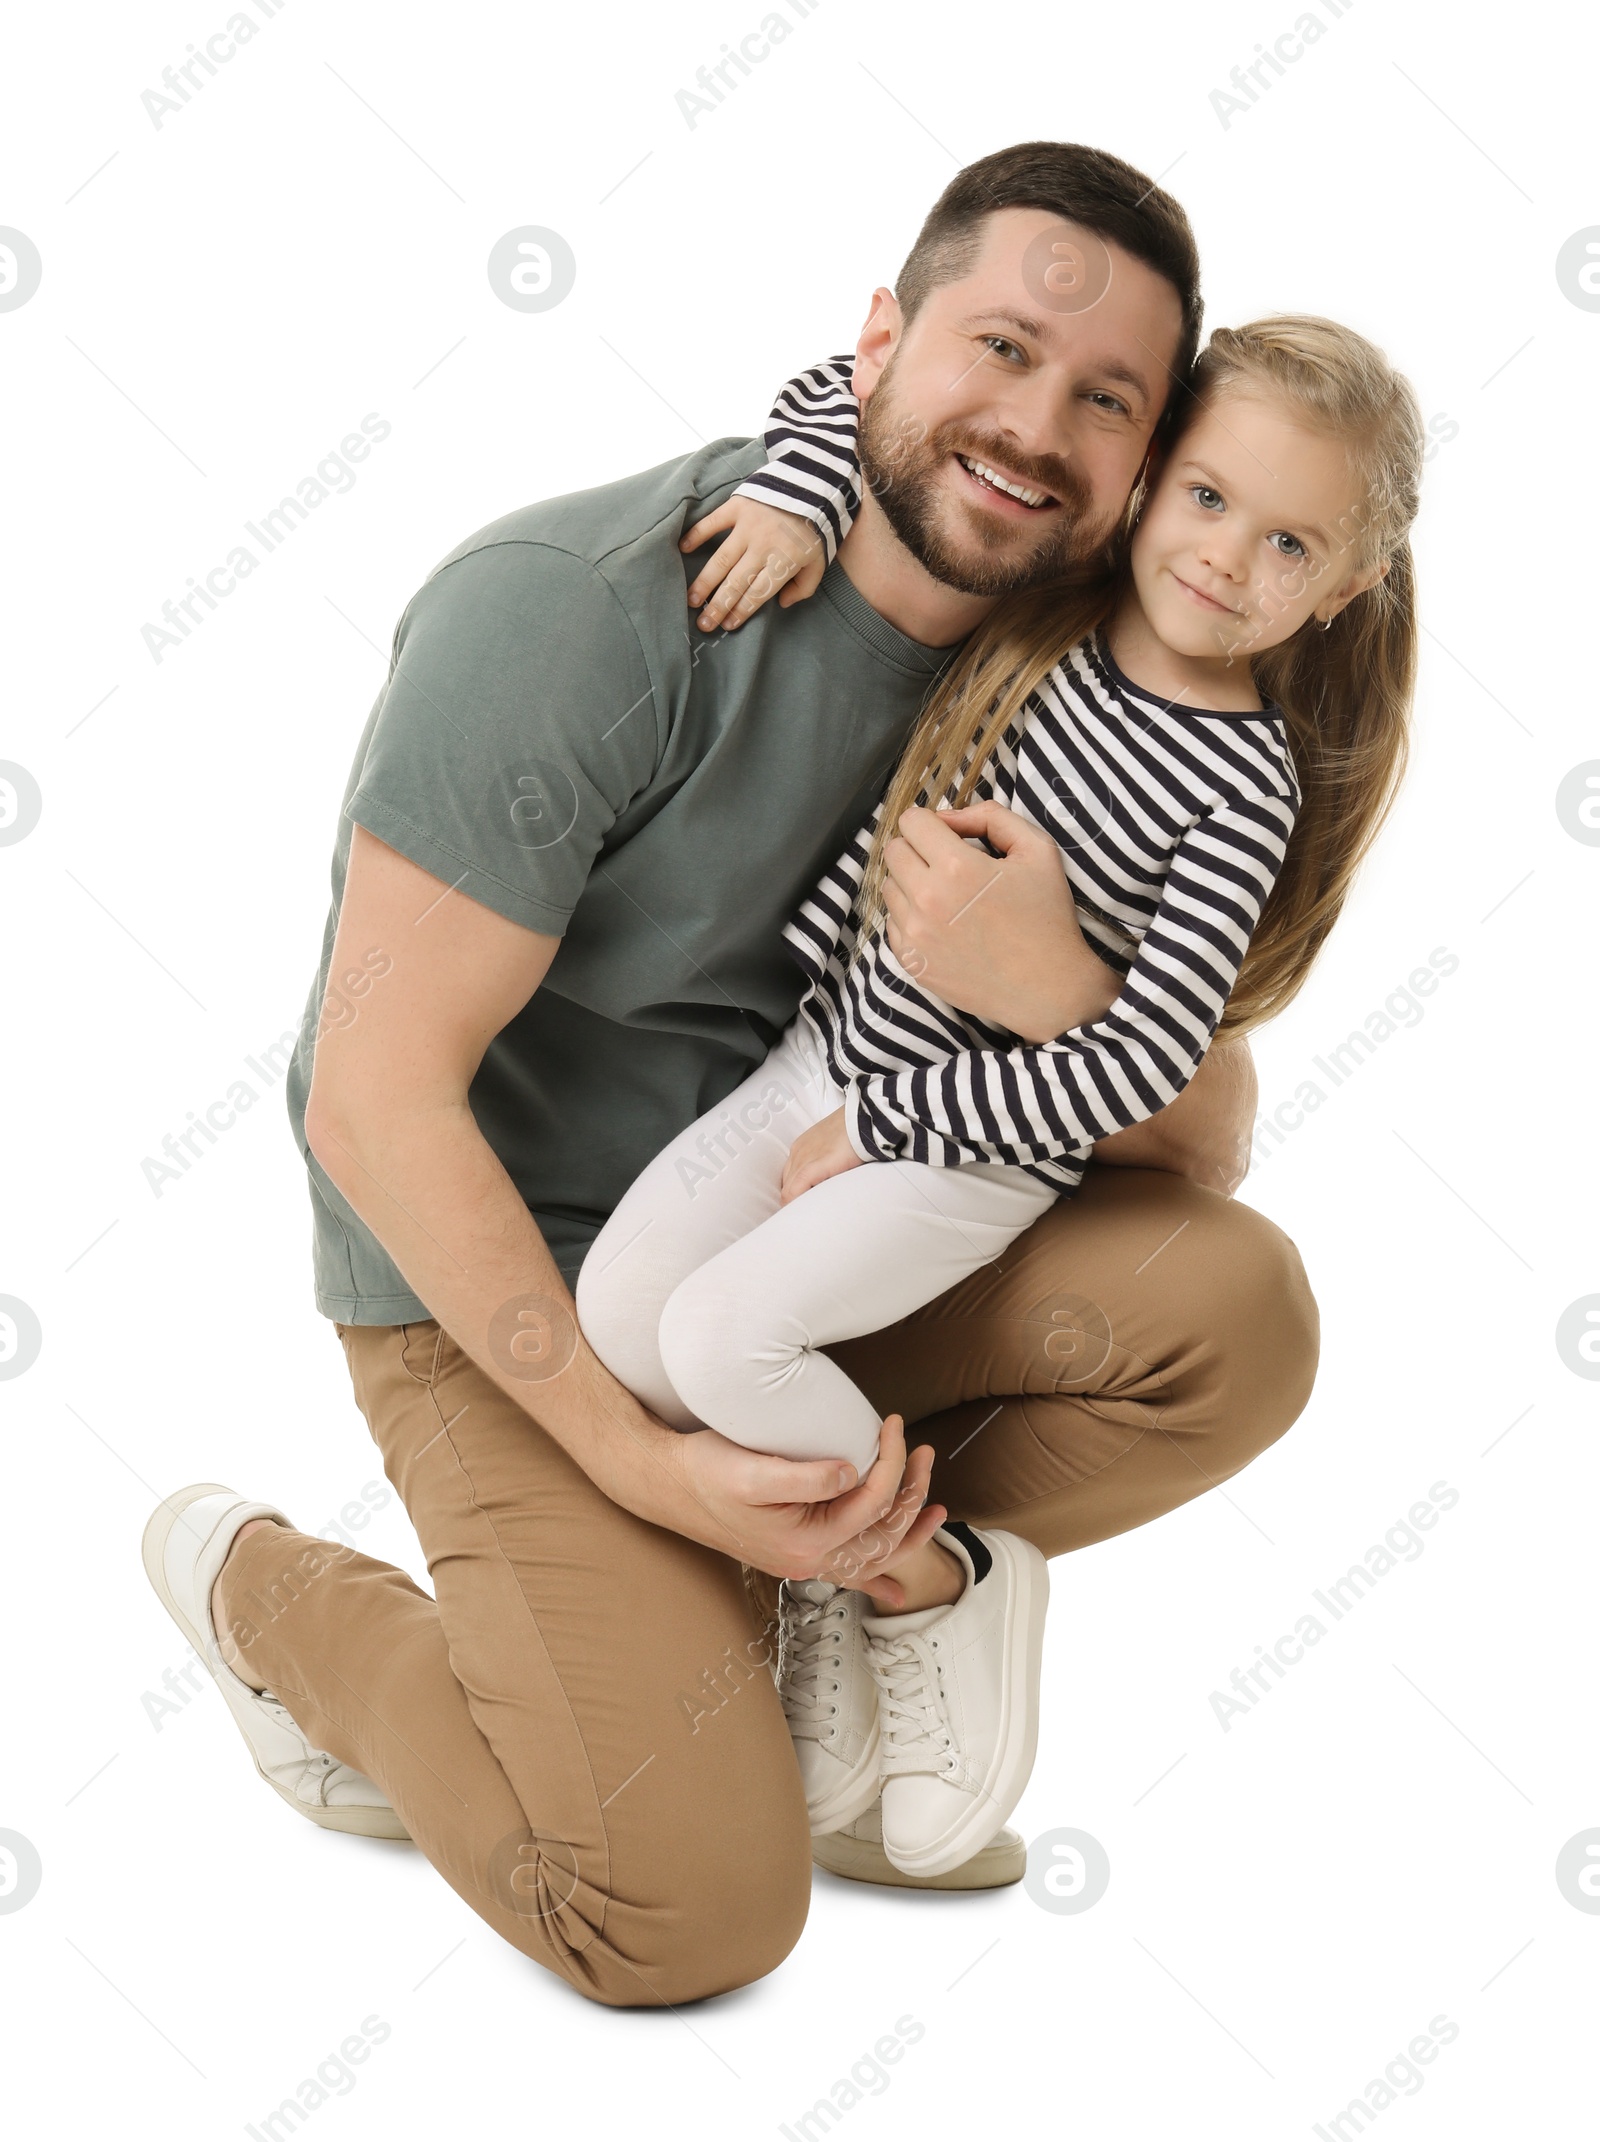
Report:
1128,392,1387,662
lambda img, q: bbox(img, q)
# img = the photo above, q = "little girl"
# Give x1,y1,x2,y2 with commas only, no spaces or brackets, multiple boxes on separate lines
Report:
577,316,1422,1877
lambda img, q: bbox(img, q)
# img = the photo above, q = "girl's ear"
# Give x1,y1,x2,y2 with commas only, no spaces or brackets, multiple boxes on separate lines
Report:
1315,556,1389,627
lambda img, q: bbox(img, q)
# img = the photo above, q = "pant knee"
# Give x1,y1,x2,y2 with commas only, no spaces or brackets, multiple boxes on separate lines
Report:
642,1900,807,2007
575,1841,810,2008
662,1811,812,2002
658,1272,793,1423
1183,1198,1321,1458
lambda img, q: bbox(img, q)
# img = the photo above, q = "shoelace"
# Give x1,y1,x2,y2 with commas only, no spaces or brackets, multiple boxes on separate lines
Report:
779,1591,851,1744
865,1628,969,1786
258,1691,340,1784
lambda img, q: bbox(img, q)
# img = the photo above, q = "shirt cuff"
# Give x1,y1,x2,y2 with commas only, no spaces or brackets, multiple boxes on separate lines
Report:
845,1081,901,1163
732,472,844,563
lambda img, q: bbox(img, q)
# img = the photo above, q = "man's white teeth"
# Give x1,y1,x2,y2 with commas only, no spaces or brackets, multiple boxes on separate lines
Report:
959,455,1049,508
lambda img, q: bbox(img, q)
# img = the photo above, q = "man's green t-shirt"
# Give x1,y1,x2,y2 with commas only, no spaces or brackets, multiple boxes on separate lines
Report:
285,437,956,1322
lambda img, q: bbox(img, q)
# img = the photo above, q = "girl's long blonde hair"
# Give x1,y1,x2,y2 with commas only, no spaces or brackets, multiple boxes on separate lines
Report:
854,316,1424,1038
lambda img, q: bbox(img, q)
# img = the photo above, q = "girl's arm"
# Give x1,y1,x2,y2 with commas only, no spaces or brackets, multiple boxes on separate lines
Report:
680,355,865,632
734,354,863,560
845,783,1298,1170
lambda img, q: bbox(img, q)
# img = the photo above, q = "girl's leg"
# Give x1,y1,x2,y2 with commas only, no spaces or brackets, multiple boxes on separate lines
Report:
575,1019,837,1428
656,1156,1058,1475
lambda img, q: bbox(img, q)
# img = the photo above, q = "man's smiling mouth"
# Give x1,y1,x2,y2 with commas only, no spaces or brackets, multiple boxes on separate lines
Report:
954,453,1057,511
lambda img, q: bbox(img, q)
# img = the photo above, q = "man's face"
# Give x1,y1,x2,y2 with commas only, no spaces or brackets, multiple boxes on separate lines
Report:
856,207,1186,598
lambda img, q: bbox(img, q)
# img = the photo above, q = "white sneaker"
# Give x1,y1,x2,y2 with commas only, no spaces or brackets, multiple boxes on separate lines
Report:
141,1482,410,1842
863,1521,1048,1878
777,1580,881,1835
812,1798,1026,1891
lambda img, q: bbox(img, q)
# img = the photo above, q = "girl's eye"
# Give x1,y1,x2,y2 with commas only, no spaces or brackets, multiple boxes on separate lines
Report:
1189,484,1224,511
1269,531,1307,558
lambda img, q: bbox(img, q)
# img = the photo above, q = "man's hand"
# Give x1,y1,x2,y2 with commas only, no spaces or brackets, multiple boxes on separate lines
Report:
669,1412,946,1585
779,1107,863,1204
883,800,1117,1044
879,798,1259,1197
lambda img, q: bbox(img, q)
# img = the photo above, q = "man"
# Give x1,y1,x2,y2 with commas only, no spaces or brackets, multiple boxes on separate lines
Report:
143,143,1318,2007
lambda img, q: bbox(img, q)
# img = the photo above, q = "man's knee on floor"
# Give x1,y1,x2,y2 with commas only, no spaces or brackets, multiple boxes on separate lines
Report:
646,1836,811,2006
559,1832,810,2008
627,1901,807,2008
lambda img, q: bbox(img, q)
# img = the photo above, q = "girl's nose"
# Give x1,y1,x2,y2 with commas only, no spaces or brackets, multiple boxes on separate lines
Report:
1194,534,1247,583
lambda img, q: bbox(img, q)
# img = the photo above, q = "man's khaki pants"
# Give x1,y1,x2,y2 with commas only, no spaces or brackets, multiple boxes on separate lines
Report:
219,1166,1318,2007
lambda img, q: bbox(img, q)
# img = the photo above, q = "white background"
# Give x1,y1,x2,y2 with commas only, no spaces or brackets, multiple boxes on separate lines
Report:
2,0,1596,2134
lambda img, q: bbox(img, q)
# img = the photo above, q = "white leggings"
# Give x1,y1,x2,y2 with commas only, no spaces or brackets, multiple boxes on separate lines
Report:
575,1016,1058,1476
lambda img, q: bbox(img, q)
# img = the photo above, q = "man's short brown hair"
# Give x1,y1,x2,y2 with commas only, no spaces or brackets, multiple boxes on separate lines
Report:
897,141,1203,418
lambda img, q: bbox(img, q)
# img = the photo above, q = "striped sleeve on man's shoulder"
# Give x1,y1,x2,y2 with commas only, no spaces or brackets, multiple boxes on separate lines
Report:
734,355,863,562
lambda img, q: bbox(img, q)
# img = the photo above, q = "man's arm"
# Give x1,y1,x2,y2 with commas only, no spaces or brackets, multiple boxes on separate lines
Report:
879,801,1257,1195
304,826,946,1583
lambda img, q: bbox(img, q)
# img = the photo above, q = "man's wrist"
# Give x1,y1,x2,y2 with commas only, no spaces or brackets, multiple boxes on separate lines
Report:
583,1385,685,1522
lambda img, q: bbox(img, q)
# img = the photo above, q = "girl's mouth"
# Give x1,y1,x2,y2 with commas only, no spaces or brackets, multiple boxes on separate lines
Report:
1171,570,1240,616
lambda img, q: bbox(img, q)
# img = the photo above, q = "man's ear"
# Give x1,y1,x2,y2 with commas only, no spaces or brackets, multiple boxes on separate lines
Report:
851,287,902,403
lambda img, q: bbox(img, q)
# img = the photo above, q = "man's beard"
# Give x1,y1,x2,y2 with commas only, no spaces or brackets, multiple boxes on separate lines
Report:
857,362,1116,597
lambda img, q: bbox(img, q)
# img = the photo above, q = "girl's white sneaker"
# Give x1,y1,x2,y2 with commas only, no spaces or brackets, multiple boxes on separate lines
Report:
862,1521,1048,1878
812,1798,1026,1889
141,1482,410,1841
777,1580,882,1835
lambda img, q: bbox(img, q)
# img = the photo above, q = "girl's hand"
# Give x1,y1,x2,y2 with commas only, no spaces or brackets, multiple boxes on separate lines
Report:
779,1106,863,1204
680,497,827,632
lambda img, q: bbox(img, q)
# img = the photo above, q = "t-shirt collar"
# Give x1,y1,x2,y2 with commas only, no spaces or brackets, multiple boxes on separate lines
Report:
816,560,961,678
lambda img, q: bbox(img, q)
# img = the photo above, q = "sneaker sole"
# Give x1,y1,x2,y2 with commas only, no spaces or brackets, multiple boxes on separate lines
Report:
885,1531,1048,1879
141,1483,411,1844
813,1822,1025,1890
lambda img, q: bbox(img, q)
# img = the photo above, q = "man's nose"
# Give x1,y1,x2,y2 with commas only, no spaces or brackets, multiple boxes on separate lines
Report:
981,367,1076,465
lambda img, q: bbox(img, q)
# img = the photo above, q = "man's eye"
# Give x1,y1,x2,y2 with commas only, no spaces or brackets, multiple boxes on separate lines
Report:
1269,530,1307,558
1086,391,1129,415
1190,484,1224,511
982,336,1026,363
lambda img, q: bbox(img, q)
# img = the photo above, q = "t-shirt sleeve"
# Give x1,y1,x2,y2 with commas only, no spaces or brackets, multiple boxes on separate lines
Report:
346,540,662,937
733,355,863,564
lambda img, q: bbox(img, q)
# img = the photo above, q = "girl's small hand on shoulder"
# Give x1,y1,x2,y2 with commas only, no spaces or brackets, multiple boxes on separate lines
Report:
680,497,827,633
779,1106,863,1205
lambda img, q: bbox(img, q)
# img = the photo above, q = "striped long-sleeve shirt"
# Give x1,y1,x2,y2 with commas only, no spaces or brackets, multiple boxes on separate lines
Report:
739,359,1302,1190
